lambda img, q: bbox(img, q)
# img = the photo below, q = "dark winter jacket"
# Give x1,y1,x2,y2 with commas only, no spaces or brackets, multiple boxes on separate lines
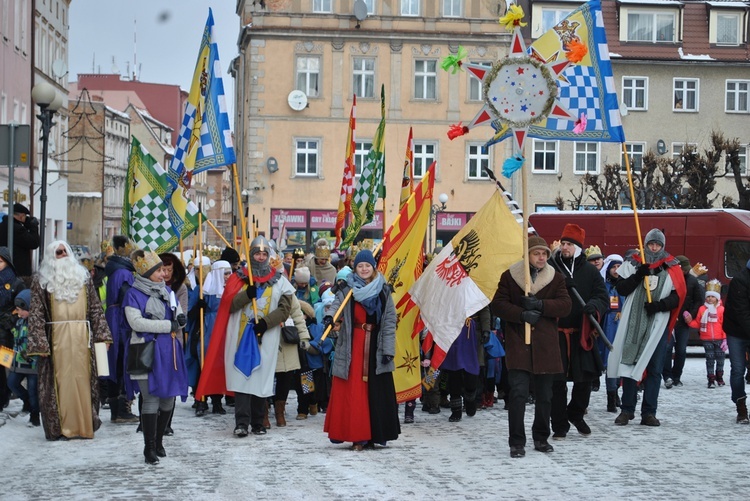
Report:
723,267,750,340
0,215,40,277
676,272,704,328
491,260,571,374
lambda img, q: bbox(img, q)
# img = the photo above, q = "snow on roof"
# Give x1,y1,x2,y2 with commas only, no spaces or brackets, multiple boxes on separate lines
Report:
610,52,623,58
617,0,683,5
68,192,103,198
105,106,130,121
706,1,750,8
678,47,716,60
134,107,172,131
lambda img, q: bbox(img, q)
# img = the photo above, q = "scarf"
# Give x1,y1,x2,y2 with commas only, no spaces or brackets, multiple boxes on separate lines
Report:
0,267,16,308
621,267,669,365
251,258,282,286
132,274,169,321
699,300,719,333
347,272,386,322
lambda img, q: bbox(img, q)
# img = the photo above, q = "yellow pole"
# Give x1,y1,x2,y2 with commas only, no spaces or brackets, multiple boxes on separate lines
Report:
198,212,205,370
621,143,652,303
231,164,257,318
205,218,231,248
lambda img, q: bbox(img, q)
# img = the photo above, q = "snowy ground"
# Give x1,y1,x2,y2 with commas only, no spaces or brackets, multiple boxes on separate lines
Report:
2,353,748,500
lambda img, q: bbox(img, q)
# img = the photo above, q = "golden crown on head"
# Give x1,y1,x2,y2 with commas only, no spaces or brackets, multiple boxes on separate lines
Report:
315,246,331,259
585,245,602,260
346,244,359,260
706,279,722,294
133,251,163,277
359,238,374,251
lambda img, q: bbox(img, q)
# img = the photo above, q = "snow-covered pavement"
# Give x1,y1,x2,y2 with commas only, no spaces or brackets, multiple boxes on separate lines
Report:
2,354,748,500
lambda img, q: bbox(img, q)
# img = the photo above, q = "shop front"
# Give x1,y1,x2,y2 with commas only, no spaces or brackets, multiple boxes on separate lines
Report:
435,211,474,249
270,208,384,251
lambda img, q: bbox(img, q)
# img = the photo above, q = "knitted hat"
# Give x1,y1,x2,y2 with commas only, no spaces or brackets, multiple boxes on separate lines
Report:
319,280,333,296
705,279,721,300
299,300,315,319
13,203,30,215
560,224,585,248
133,250,163,278
527,236,551,257
353,249,377,268
644,228,665,247
676,255,691,273
14,289,31,310
585,245,603,261
220,246,240,265
294,266,311,284
336,266,352,281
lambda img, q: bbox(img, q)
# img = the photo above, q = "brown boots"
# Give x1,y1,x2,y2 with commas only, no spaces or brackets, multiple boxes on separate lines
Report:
737,396,749,424
274,400,287,427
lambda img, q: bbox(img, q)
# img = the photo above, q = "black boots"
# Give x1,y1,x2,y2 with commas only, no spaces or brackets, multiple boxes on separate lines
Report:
449,398,462,422
29,411,41,427
155,407,173,458
708,374,716,389
142,414,160,464
716,370,726,386
737,396,749,424
606,391,618,413
117,397,139,423
404,400,416,424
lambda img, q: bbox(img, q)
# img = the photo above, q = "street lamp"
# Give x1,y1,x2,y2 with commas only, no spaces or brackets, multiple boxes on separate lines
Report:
428,192,449,253
31,82,63,263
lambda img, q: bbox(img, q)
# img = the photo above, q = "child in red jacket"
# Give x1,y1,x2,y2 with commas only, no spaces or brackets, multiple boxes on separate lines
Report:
687,280,726,388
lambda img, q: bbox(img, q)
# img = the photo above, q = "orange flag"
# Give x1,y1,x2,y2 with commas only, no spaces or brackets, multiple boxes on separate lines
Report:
399,127,414,210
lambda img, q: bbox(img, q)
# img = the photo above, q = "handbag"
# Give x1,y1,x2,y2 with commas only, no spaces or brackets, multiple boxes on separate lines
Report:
127,336,155,375
281,325,300,344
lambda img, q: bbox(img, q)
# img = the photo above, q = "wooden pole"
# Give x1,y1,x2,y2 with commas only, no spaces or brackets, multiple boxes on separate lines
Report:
205,218,231,248
231,164,257,319
621,143,652,303
198,210,205,370
521,158,532,345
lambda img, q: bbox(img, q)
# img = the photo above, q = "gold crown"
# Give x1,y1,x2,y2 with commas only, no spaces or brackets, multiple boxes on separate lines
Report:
315,246,330,259
359,238,374,251
585,245,603,260
133,251,163,277
706,279,721,294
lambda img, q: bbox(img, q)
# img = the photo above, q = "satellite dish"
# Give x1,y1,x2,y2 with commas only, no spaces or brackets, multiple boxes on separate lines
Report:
353,0,368,25
619,101,629,117
51,59,68,79
208,199,216,208
208,186,216,195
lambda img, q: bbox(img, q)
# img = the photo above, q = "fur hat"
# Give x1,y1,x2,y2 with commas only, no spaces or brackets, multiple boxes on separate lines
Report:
353,249,377,269
220,246,240,265
294,266,311,284
585,245,603,261
560,224,585,248
676,255,691,273
644,228,665,248
299,300,315,319
527,236,551,257
705,279,721,300
132,250,163,278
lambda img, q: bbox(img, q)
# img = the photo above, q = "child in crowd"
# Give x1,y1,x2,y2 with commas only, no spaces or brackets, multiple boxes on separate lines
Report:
6,289,39,426
687,279,726,388
296,301,333,419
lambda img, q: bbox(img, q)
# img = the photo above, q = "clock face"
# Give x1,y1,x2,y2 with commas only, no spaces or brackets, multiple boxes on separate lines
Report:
287,90,308,111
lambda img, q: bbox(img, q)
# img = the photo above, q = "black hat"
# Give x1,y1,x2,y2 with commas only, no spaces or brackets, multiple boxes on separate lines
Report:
0,246,16,273
220,246,240,265
13,203,30,215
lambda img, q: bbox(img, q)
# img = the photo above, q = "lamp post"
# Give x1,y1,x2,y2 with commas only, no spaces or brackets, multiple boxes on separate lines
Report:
31,82,63,263
428,193,449,253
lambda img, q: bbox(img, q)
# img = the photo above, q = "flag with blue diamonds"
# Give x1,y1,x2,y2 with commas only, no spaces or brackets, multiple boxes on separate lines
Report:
123,137,200,253
486,0,625,147
167,8,235,238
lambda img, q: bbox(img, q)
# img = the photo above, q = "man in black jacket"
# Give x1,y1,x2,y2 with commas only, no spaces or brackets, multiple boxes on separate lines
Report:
548,224,608,438
0,203,40,282
722,260,750,424
662,255,704,388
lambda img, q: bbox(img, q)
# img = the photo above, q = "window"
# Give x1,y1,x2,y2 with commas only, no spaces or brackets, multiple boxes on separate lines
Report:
673,78,699,112
312,0,332,13
726,80,749,113
468,61,492,101
467,144,490,179
414,59,437,100
532,140,558,173
622,77,648,110
671,142,697,166
295,139,319,176
621,142,646,173
717,13,740,45
443,0,461,18
354,141,372,176
363,0,375,14
401,0,419,16
0,93,6,123
627,11,675,42
296,56,320,98
352,57,375,99
414,141,436,178
574,143,599,174
541,8,572,34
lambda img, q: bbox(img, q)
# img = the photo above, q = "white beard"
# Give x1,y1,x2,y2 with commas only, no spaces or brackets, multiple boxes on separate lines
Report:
38,257,90,303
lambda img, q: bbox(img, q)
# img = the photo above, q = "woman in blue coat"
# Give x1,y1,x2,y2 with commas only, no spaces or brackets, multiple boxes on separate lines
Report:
600,254,624,413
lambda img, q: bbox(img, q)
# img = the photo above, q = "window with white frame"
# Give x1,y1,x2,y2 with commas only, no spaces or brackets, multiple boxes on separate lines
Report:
726,80,749,113
414,59,437,100
295,139,320,176
627,11,675,42
468,61,492,101
673,78,699,112
532,140,558,173
363,0,375,14
414,141,436,178
296,56,320,97
312,0,332,13
401,0,419,16
671,142,698,166
354,141,372,176
574,143,599,174
541,7,573,34
717,13,740,45
622,77,648,110
353,57,375,99
621,142,646,173
443,0,461,18
467,144,490,179
740,145,748,175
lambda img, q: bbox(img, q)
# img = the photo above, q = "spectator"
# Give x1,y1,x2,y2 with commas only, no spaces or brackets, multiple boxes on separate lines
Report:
0,203,40,282
722,258,750,424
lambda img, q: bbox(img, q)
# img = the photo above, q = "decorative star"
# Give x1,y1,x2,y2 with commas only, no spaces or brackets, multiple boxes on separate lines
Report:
397,350,420,375
521,104,528,112
516,67,525,75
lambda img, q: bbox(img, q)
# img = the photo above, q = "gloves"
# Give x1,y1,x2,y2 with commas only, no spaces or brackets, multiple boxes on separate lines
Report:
521,294,544,312
300,340,310,351
565,276,576,289
481,331,491,344
582,303,598,316
170,320,182,332
382,355,394,365
196,298,208,311
253,318,268,334
644,301,663,316
520,310,542,326
175,313,187,328
245,284,257,300
636,264,651,278
322,316,334,329
421,359,431,368
26,216,39,229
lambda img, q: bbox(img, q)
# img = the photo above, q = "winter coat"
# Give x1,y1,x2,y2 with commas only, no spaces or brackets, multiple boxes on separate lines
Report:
275,295,311,373
689,304,726,341
0,215,40,277
677,272,705,328
723,267,750,340
490,260,571,374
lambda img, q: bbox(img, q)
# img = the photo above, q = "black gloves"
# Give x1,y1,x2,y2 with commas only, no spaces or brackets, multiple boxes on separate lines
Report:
582,303,598,316
382,355,394,365
636,264,651,278
26,216,39,229
322,316,334,329
196,298,208,311
176,313,187,328
520,310,542,326
170,320,181,332
565,276,576,289
521,294,544,313
253,318,268,334
481,331,491,344
644,300,666,316
245,284,257,300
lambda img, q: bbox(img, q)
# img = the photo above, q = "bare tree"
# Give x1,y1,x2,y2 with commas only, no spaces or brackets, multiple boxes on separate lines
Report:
723,137,750,210
581,164,625,209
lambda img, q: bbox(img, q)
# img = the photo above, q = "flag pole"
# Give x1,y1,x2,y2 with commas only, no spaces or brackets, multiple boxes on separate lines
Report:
521,157,532,345
205,218,231,248
231,163,258,319
621,143,652,303
198,209,205,371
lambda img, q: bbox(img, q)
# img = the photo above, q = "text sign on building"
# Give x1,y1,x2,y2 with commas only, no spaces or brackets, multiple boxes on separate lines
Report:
309,210,337,229
271,209,307,228
436,212,468,231
362,211,384,229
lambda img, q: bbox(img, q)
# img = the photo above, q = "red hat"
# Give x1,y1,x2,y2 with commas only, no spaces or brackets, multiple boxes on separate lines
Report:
560,224,585,248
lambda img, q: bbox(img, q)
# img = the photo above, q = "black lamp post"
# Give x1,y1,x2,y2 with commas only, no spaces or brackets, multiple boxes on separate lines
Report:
428,193,449,253
31,82,63,263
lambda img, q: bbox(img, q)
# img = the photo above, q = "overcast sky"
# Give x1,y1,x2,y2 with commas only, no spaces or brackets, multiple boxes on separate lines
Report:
68,0,238,120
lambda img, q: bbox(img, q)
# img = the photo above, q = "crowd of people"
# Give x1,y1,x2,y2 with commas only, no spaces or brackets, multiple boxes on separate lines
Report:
2,222,750,462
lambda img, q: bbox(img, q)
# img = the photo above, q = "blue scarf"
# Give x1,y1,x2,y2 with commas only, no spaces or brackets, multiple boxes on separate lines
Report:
347,272,386,322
